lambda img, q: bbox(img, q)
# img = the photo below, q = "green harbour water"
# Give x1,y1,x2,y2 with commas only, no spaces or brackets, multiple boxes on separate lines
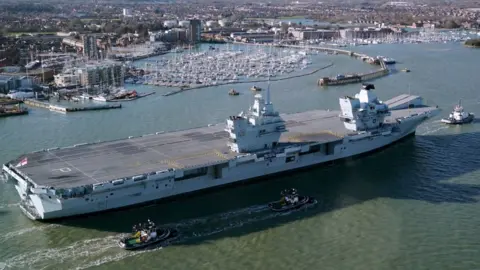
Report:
1,42,480,270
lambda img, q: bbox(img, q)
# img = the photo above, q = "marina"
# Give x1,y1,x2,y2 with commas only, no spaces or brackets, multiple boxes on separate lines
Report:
138,45,314,89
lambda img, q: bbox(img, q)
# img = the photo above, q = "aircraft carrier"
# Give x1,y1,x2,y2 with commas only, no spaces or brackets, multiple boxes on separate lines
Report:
2,84,439,220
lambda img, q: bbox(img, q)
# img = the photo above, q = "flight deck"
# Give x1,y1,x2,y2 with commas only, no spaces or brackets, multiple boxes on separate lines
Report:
5,104,437,189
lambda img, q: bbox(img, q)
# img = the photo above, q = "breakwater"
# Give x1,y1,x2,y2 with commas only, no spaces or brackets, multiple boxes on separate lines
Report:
273,44,391,86
162,62,334,97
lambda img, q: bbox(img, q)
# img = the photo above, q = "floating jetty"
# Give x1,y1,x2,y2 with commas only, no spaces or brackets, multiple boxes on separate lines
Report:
318,67,389,86
106,91,155,102
0,99,28,118
318,60,389,86
24,99,122,113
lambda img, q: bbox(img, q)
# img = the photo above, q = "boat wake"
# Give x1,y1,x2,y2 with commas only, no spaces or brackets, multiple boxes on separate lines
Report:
2,235,119,270
417,119,450,136
0,203,19,209
74,202,314,270
0,202,315,270
0,224,61,243
162,204,269,228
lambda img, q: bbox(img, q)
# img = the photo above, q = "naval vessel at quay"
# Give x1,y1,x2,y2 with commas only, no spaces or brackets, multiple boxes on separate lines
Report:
2,83,439,220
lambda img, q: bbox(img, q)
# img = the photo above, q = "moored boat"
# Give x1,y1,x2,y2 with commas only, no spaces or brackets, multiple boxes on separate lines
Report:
268,188,316,212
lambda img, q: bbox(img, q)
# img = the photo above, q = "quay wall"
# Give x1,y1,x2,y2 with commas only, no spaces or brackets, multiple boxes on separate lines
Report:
24,99,122,113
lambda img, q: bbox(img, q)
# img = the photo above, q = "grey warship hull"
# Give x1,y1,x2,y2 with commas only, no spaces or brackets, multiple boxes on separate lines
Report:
2,94,438,220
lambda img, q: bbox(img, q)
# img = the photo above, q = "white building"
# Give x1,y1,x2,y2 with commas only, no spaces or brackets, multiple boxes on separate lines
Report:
164,20,178,28
54,73,80,87
123,8,132,17
205,20,218,27
218,19,231,27
178,20,190,28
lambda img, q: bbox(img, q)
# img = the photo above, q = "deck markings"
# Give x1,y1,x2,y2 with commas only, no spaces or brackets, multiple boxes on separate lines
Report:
47,151,99,183
213,150,229,160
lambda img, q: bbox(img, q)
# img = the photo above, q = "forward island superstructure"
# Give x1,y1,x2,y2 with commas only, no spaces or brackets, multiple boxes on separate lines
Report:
2,84,439,220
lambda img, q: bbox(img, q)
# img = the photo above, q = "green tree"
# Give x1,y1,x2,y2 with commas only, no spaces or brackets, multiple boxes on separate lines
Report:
444,20,459,29
465,39,480,47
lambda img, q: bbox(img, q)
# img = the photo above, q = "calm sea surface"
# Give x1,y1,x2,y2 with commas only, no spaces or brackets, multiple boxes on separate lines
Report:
1,43,480,270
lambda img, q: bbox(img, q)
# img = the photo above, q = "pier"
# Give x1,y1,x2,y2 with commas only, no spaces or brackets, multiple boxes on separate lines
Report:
24,99,122,113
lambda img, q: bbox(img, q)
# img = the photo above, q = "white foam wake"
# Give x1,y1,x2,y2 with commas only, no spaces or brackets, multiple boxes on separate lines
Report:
2,235,120,270
1,202,314,270
73,203,314,270
0,224,61,243
0,203,19,209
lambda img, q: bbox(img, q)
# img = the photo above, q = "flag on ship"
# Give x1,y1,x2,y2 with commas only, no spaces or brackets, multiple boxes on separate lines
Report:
16,157,28,168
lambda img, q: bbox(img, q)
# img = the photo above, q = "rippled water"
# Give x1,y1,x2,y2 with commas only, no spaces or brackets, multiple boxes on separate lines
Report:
1,43,480,270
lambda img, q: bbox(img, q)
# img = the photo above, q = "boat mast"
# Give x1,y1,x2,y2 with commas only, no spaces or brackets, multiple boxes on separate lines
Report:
266,43,273,105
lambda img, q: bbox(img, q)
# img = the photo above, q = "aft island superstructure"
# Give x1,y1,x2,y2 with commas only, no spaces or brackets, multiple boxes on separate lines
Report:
2,84,439,220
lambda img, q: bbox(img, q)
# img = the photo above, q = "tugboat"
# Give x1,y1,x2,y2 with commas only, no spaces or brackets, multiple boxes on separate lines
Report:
228,89,239,96
441,101,475,125
118,219,178,250
268,188,316,212
250,85,262,91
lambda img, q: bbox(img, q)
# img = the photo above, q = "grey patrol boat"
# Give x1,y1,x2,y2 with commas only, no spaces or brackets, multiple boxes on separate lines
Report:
2,83,439,220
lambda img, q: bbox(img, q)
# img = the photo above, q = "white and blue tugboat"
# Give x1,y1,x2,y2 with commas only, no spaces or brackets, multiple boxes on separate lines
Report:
441,101,474,125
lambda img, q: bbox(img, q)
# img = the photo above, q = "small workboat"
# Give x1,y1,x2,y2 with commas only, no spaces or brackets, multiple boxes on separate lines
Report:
118,220,178,250
250,85,262,91
441,101,474,125
229,89,239,96
401,68,410,73
268,188,316,212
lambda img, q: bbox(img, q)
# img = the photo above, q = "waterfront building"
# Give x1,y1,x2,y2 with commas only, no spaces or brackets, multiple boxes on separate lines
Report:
62,35,100,60
54,61,124,89
151,29,187,43
188,20,202,44
78,61,124,88
290,30,338,40
0,75,35,94
340,28,394,39
230,33,275,43
0,75,16,94
54,73,80,88
83,35,99,60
